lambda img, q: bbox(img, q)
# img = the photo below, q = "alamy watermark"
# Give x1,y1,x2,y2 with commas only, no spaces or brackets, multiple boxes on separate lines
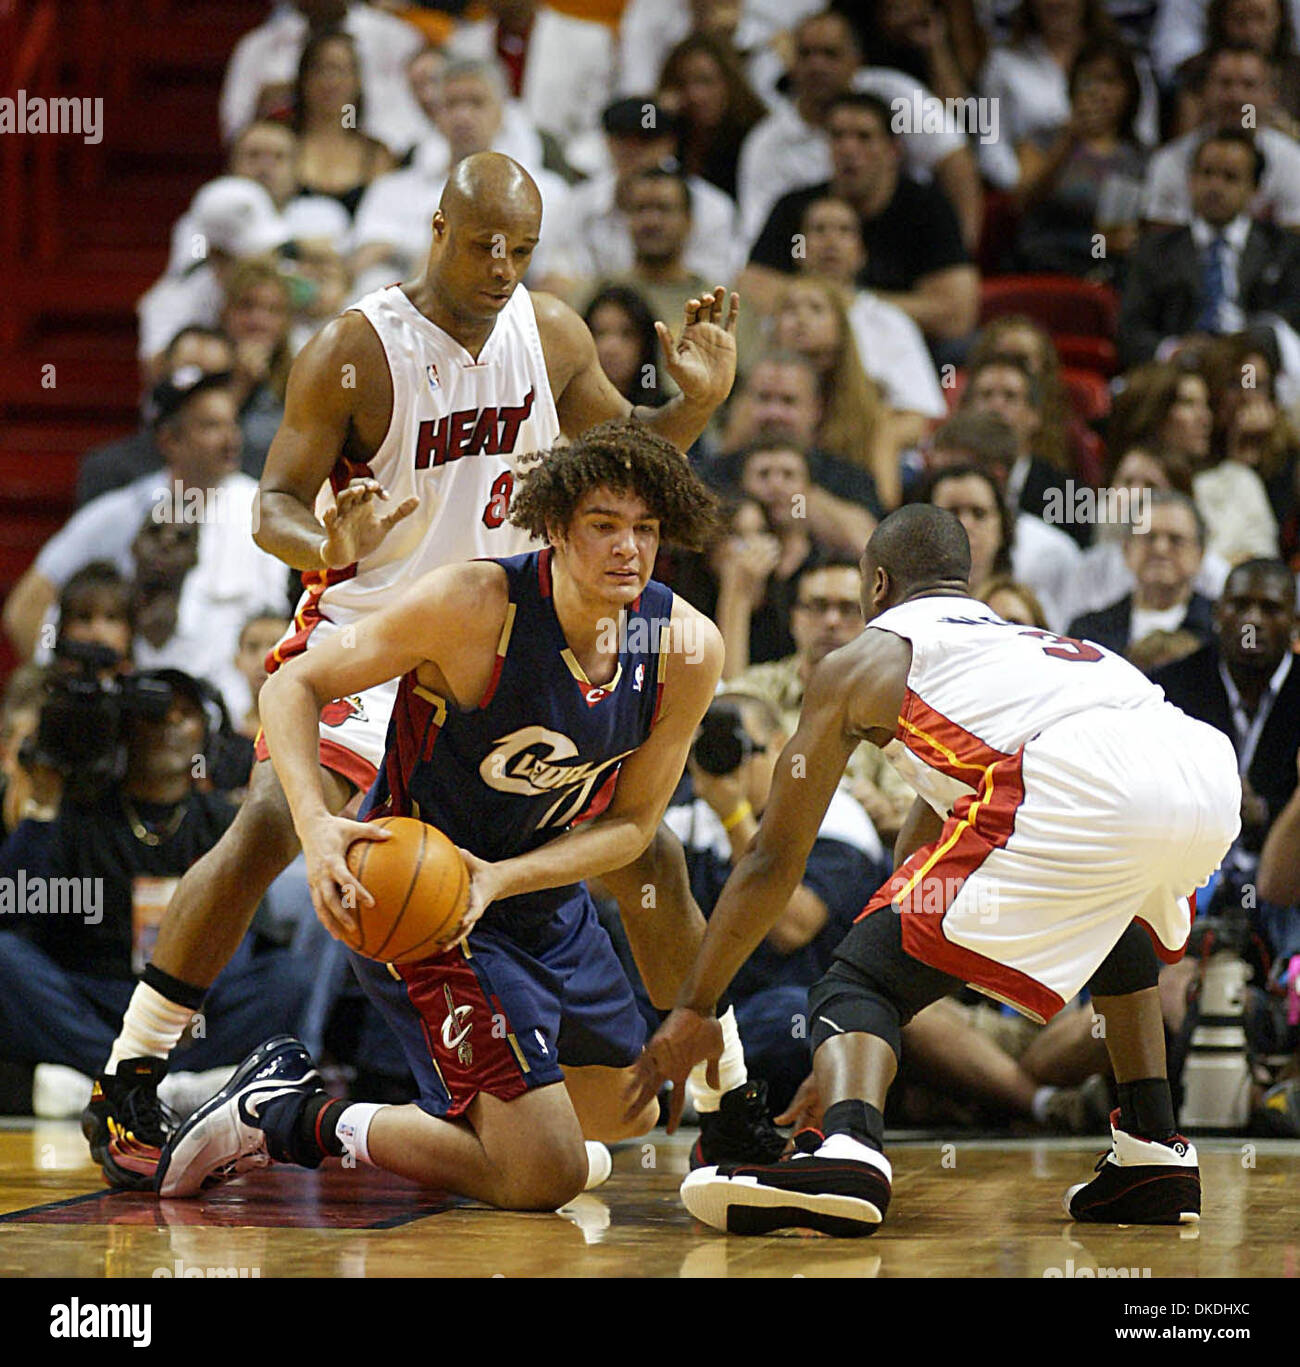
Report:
1043,481,1151,534
152,480,257,532
1,91,102,145
891,92,999,146
0,873,102,925
884,871,1000,925
1043,1258,1151,1278
595,614,705,665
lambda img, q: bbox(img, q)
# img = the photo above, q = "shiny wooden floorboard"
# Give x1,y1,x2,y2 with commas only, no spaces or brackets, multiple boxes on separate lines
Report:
1,1122,1296,1278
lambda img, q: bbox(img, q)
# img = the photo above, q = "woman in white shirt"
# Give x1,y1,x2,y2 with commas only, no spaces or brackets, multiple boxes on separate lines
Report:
980,0,1159,189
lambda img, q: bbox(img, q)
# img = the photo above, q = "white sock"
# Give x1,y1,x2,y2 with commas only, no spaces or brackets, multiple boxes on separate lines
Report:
583,1141,612,1191
686,1005,747,1114
1031,1085,1059,1125
106,983,198,1074
816,1132,892,1180
336,1102,386,1167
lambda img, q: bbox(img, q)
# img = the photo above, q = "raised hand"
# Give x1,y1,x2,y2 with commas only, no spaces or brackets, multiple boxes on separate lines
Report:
655,287,740,411
320,477,419,569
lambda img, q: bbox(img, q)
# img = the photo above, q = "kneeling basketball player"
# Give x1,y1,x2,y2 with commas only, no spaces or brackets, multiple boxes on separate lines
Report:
156,422,725,1210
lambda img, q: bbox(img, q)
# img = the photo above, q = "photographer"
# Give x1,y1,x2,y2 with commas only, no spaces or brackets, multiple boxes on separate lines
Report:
662,690,887,1113
1151,559,1300,1129
0,659,310,1117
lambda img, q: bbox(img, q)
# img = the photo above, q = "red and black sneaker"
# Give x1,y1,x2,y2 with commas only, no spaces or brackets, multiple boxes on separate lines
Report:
681,1133,892,1237
1064,1108,1200,1225
81,1057,176,1191
689,1080,787,1170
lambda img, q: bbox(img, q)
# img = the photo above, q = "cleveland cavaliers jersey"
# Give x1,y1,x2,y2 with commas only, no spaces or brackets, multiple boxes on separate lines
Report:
362,549,672,924
868,595,1166,817
303,283,560,628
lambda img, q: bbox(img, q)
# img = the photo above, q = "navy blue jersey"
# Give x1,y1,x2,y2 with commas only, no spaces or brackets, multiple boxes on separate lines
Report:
362,548,673,921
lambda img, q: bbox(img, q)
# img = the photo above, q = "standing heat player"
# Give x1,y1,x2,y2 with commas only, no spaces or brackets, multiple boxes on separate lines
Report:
85,152,783,1189
629,504,1241,1235
156,423,723,1210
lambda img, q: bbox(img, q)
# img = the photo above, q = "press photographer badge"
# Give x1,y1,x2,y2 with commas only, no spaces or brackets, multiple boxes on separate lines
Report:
132,876,179,976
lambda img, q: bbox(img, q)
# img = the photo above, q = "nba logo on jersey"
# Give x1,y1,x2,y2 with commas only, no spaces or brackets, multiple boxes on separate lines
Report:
426,363,440,393
633,663,645,692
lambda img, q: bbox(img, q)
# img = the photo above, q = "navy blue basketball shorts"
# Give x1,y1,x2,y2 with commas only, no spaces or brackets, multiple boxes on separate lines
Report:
348,885,647,1118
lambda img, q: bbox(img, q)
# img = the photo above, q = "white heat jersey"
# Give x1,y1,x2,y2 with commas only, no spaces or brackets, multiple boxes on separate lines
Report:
858,593,1239,1021
869,595,1164,818
307,282,559,628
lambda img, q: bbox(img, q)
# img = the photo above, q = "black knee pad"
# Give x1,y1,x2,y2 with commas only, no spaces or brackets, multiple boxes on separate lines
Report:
1087,920,1161,997
808,964,904,1059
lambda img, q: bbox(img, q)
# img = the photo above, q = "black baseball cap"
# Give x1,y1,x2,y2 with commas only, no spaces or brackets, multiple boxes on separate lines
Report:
602,96,682,139
150,365,235,428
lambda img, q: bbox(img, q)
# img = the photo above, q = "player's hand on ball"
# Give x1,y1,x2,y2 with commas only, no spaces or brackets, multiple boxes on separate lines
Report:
300,814,392,939
625,1006,723,1132
655,286,739,410
447,847,500,946
319,477,419,569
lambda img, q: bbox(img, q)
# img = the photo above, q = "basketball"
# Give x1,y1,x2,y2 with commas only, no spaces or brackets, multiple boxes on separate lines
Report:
342,817,470,963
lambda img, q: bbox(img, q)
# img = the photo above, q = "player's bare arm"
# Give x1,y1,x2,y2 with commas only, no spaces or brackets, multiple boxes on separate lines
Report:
894,793,945,867
532,288,739,451
258,560,509,932
624,628,912,1121
253,312,417,571
458,600,724,930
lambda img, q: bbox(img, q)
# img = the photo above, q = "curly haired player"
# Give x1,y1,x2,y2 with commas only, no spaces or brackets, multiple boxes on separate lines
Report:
87,152,784,1190
157,423,735,1210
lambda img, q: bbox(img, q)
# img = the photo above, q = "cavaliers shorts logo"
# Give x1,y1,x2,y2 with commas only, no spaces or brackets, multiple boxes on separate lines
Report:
440,984,473,1067
320,695,368,728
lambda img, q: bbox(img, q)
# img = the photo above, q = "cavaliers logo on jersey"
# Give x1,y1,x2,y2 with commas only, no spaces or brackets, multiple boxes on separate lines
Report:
480,725,633,829
320,695,368,728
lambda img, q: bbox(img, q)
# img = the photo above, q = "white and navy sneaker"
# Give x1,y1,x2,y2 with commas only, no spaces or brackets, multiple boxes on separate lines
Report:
1064,1109,1200,1224
681,1128,893,1237
155,1036,322,1199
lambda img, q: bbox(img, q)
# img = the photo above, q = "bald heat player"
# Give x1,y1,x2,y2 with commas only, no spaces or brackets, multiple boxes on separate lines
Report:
156,424,723,1209
85,152,775,1189
631,505,1241,1236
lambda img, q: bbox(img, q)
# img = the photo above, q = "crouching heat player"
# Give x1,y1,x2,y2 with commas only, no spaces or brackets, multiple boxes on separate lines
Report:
156,422,724,1210
630,504,1242,1235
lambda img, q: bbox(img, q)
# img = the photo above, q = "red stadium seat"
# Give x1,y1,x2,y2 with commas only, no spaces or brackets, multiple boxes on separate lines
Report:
1070,422,1107,488
1059,367,1112,424
1054,334,1118,376
978,275,1119,340
977,190,1021,277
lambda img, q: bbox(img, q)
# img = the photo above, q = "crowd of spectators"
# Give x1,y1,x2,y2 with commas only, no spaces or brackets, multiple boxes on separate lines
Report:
2,0,1298,1134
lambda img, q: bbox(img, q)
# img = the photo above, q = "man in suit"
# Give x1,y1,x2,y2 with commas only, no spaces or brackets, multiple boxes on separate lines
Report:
1069,491,1216,657
1152,557,1299,872
1119,129,1300,370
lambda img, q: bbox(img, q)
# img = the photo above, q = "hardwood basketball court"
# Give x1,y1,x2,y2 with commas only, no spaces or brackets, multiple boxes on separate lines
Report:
2,1120,1295,1279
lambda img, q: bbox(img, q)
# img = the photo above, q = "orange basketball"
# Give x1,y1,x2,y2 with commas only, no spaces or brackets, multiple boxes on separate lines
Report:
342,816,470,963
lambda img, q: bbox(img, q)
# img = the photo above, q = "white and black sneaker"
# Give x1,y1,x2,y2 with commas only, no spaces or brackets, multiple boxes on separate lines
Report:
1064,1108,1200,1224
681,1129,893,1237
155,1036,322,1199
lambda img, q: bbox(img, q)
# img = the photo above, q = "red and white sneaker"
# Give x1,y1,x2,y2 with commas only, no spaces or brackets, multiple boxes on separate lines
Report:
1064,1109,1200,1225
